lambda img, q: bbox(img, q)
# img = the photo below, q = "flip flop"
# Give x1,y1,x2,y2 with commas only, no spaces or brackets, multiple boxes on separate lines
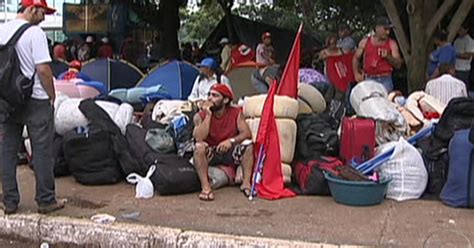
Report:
240,187,251,198
198,191,214,201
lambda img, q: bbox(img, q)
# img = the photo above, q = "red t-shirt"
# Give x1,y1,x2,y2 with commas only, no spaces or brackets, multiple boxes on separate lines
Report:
363,37,394,76
98,44,114,59
198,106,241,146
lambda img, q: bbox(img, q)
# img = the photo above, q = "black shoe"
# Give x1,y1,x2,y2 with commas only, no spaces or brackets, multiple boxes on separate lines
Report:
1,203,18,215
38,200,65,214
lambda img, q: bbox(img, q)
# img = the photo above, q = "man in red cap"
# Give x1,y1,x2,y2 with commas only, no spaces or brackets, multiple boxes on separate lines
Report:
0,0,65,214
256,31,275,66
192,84,253,201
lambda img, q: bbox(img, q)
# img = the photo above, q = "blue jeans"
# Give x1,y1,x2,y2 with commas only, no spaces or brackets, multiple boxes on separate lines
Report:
250,73,269,93
0,99,56,209
366,75,393,92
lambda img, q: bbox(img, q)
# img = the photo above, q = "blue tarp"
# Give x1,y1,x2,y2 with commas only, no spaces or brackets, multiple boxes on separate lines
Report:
137,60,199,100
81,59,144,91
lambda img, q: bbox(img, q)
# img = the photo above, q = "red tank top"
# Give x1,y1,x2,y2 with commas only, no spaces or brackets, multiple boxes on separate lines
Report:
363,37,394,76
199,106,241,146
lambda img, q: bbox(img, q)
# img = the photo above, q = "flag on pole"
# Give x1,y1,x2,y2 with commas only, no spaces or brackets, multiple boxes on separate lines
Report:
254,80,296,200
277,22,303,98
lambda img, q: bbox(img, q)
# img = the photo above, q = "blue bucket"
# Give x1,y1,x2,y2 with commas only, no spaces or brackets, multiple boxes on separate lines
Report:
324,172,391,206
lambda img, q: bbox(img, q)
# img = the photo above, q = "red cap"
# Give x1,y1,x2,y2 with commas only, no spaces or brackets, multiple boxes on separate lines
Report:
262,32,271,39
22,0,56,15
210,84,234,101
69,60,82,71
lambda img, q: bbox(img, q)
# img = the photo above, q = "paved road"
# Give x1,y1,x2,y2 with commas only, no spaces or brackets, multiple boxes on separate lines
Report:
0,238,35,247
2,166,474,247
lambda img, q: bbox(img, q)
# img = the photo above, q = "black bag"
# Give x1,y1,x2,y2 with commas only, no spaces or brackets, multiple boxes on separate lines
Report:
126,124,201,195
150,154,201,195
53,134,70,177
63,125,122,185
434,97,474,143
417,136,449,197
296,113,339,162
0,24,34,116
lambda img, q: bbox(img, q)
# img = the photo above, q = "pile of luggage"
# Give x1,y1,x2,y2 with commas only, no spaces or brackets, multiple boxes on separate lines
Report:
288,80,474,208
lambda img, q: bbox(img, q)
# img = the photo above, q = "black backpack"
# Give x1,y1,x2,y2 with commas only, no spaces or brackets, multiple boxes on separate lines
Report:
0,24,34,114
296,113,340,162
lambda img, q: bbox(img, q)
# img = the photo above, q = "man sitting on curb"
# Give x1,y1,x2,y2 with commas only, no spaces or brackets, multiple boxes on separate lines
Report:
192,84,253,201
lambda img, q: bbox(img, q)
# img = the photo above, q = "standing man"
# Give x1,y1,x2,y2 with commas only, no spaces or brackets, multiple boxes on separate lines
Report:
0,0,65,214
428,30,456,79
256,32,275,66
337,24,356,53
193,84,253,201
219,37,233,73
188,57,232,102
353,17,402,92
454,24,473,89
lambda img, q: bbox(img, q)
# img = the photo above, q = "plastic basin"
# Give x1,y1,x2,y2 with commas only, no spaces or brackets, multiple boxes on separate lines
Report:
324,172,391,206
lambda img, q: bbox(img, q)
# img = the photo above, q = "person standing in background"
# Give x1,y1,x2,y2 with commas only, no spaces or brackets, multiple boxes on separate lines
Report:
454,24,473,90
256,32,275,66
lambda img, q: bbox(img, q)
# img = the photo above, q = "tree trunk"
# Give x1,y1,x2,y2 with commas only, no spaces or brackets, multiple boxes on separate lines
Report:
218,0,237,44
159,0,180,60
407,0,428,91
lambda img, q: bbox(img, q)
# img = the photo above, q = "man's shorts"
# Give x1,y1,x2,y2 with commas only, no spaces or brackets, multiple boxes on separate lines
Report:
192,140,252,187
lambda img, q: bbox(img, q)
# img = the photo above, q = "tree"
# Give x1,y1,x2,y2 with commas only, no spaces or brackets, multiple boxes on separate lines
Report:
158,0,187,60
382,0,473,91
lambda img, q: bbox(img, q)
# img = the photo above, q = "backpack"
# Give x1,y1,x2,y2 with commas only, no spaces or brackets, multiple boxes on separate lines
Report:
293,156,343,195
295,113,339,162
63,125,122,185
0,24,34,114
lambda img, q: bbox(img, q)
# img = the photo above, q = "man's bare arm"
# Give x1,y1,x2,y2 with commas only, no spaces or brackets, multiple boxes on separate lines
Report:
353,38,367,82
193,113,211,142
386,40,403,69
233,112,252,143
36,63,55,103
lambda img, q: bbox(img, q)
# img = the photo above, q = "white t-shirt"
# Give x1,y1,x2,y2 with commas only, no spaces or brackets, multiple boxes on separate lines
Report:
454,35,474,71
187,74,232,101
0,19,52,99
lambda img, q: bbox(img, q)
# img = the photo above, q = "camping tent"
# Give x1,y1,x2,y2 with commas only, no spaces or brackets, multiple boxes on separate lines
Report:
51,60,69,78
82,58,144,91
227,61,264,99
202,15,323,64
137,60,199,100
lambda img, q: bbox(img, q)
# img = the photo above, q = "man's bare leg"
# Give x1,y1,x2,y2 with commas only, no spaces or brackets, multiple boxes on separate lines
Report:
193,142,214,200
240,144,254,191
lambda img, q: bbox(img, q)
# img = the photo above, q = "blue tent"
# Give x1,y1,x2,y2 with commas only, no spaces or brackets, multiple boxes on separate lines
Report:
82,59,144,91
137,60,199,100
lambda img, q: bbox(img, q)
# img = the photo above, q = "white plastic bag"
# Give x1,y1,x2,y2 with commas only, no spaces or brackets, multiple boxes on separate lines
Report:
126,165,156,199
377,138,428,201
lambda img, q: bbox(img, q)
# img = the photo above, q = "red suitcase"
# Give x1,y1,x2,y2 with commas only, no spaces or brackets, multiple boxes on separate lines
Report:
340,117,376,165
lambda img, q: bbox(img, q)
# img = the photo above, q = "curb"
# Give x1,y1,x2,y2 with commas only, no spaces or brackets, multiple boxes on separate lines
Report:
0,211,365,247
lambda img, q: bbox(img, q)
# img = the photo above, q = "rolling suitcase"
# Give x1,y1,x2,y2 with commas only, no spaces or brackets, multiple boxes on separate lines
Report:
340,117,376,164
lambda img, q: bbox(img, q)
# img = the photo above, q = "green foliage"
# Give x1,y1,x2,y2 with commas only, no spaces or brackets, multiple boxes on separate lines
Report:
179,4,224,43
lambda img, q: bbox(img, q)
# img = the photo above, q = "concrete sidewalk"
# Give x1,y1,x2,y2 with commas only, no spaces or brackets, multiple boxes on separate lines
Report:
1,166,473,247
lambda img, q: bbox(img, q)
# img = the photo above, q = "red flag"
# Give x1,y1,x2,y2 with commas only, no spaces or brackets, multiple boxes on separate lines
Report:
277,23,303,98
255,81,296,200
326,52,355,92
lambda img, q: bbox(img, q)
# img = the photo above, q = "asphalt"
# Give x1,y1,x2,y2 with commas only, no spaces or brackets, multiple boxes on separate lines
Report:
2,165,474,247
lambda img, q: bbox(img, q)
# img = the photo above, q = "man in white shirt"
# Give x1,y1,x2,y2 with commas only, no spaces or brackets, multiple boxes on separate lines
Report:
0,0,64,214
256,32,275,66
188,57,232,102
454,24,474,88
425,64,467,105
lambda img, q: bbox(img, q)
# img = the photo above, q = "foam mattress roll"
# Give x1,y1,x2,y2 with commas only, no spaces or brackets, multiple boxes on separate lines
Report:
243,94,299,119
282,163,292,184
297,98,313,114
246,118,297,164
298,83,326,114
